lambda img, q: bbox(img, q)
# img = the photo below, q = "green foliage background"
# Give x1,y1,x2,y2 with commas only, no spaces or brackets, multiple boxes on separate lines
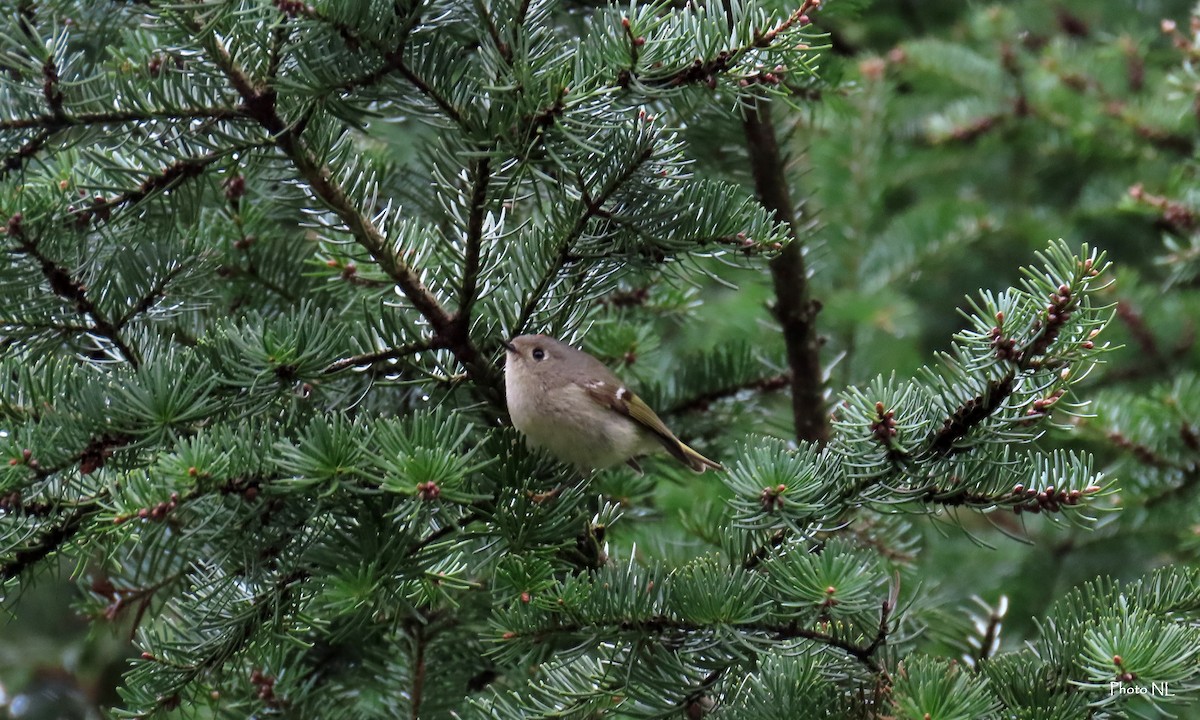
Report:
2,0,1200,718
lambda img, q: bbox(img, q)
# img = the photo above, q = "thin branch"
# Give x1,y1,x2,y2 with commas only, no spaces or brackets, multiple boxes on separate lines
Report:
0,103,241,180
622,3,817,91
473,0,512,65
667,372,790,415
514,147,656,334
926,375,1016,456
0,106,244,132
458,157,492,329
114,262,191,330
407,511,482,557
410,623,427,720
7,216,141,367
1115,299,1161,359
742,528,788,570
89,143,269,218
193,24,500,397
0,128,53,180
1,500,99,581
742,98,828,444
217,262,298,303
322,338,441,374
505,613,888,674
301,4,467,127
130,568,311,719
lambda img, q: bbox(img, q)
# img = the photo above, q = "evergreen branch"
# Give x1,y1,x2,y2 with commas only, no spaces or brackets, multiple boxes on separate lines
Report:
1054,68,1195,156
503,613,887,673
667,372,790,415
1104,428,1179,470
742,98,828,444
408,511,482,557
6,214,142,367
95,573,185,640
384,58,467,127
972,601,1004,665
927,374,1016,456
1143,465,1200,509
114,261,192,330
322,338,442,374
0,128,53,180
216,261,298,303
131,568,311,719
193,25,498,394
742,528,788,570
93,146,261,216
1,500,98,581
516,0,534,26
267,17,291,82
837,522,917,565
624,1,819,90
0,106,244,132
514,147,656,334
40,55,65,119
473,0,512,65
410,622,428,720
301,4,467,126
458,157,492,330
1115,298,1162,359
0,433,138,581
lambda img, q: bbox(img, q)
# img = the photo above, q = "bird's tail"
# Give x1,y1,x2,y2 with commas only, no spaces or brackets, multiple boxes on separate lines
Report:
667,438,725,474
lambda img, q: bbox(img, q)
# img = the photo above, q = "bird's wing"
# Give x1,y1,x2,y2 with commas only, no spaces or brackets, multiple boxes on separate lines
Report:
582,380,680,446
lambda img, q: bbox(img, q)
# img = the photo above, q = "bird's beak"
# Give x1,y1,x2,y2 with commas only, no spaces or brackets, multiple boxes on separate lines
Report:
501,339,516,353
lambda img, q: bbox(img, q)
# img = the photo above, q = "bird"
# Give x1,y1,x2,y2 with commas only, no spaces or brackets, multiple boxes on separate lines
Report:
502,334,724,473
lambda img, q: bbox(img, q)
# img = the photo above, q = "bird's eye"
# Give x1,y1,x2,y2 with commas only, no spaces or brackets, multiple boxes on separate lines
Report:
532,348,546,361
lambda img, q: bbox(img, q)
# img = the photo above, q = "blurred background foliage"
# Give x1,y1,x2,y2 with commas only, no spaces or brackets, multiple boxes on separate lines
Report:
3,0,1200,716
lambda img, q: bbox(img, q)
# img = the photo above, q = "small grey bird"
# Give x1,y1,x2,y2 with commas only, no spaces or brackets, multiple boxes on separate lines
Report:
503,334,723,473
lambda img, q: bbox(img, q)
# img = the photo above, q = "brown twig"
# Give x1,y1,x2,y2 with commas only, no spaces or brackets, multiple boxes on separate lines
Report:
513,147,656,334
194,24,499,397
410,623,428,720
504,611,890,674
458,157,492,331
322,338,443,375
927,375,1016,456
622,1,819,91
742,98,828,445
0,106,244,132
1,128,53,179
742,528,788,570
7,216,142,367
1,501,97,581
300,5,466,127
667,372,791,415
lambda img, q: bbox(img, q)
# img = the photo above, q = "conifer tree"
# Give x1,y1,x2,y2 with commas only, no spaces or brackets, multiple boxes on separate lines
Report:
2,1,1199,719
